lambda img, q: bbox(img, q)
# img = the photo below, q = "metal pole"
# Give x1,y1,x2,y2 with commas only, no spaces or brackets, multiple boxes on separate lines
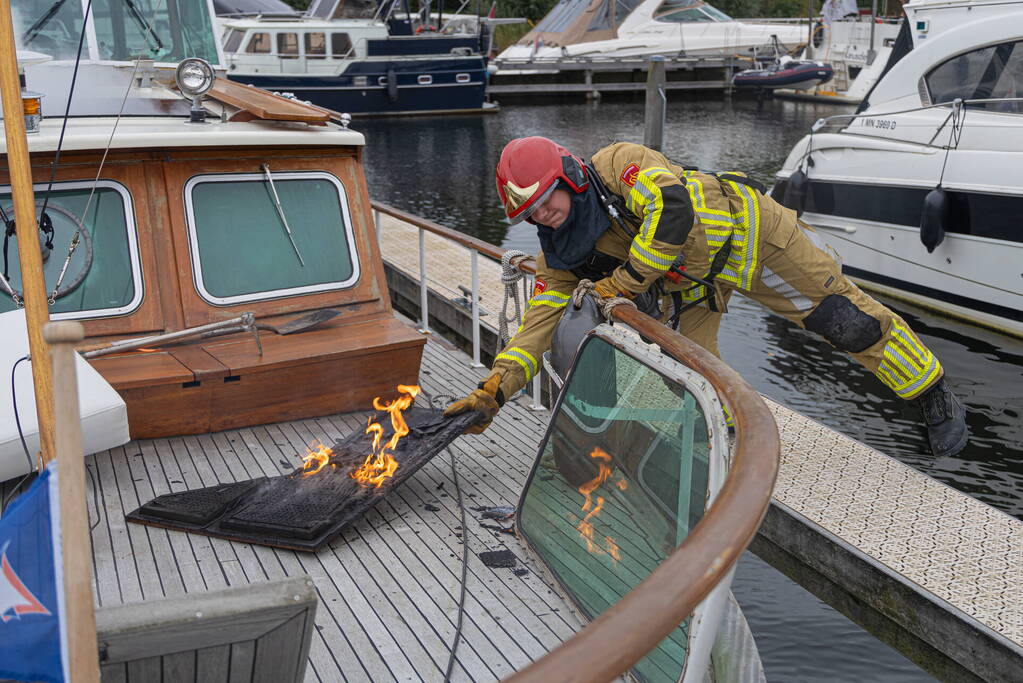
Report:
44,321,101,683
418,229,430,333
644,56,666,152
805,0,814,60
0,0,55,464
470,249,482,367
867,0,878,65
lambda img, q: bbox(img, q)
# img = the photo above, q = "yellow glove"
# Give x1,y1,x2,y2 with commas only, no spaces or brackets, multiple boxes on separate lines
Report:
593,276,635,300
443,372,505,434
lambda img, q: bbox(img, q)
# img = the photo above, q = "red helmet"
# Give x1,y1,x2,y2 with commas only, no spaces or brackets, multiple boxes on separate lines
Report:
495,137,589,223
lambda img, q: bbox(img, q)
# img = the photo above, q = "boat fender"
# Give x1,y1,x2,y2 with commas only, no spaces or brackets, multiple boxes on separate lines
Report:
782,168,809,215
802,294,881,353
387,68,398,102
920,187,949,253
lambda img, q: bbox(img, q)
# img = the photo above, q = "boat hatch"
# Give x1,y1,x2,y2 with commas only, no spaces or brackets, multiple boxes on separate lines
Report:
517,324,729,682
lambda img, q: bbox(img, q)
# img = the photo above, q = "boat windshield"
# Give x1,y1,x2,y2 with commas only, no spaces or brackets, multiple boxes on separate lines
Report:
14,0,220,65
518,331,724,681
653,0,732,23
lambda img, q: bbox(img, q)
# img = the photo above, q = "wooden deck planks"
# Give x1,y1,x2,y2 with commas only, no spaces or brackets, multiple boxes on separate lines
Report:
78,333,584,682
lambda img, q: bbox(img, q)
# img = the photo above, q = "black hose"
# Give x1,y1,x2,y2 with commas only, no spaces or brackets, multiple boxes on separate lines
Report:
442,445,469,682
2,356,35,515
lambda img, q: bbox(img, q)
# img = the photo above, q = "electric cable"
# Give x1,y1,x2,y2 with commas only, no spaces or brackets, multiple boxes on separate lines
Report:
442,445,469,683
38,0,94,223
2,356,35,516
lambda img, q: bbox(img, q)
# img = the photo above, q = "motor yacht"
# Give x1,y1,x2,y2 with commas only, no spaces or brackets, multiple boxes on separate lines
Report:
496,0,806,63
773,0,1023,337
220,0,491,115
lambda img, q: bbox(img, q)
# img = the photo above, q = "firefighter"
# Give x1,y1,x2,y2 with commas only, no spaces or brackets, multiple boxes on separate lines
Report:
444,137,968,458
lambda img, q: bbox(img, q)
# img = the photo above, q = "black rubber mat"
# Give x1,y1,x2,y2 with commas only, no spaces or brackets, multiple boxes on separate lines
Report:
126,408,481,552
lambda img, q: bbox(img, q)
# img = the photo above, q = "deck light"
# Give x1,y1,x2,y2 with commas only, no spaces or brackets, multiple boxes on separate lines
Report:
21,90,43,134
175,58,215,123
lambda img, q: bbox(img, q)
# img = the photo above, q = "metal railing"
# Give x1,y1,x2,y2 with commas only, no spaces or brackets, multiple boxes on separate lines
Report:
371,200,781,682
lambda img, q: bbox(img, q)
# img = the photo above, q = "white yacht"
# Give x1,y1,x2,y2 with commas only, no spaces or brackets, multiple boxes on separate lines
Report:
773,0,1023,338
496,0,806,63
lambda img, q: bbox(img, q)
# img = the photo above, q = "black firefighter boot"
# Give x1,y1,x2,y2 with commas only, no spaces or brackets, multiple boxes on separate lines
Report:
915,378,968,457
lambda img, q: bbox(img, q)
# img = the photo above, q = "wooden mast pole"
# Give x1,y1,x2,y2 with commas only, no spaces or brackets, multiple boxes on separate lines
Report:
44,322,100,683
0,0,55,464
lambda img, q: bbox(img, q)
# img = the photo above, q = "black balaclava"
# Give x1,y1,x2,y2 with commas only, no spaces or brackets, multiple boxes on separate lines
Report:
535,182,610,271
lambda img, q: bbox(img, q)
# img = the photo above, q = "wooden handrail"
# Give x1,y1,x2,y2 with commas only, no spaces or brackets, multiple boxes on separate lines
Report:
370,201,780,682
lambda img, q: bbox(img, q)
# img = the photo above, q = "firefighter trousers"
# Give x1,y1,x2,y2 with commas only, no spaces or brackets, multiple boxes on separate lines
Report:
672,220,943,402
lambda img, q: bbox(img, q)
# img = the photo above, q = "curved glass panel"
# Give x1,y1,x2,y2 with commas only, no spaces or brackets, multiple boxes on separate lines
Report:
925,40,1023,113
519,334,712,682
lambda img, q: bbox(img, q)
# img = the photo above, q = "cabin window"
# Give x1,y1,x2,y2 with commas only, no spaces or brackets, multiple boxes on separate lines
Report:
417,74,433,85
925,40,1023,112
184,172,360,305
331,33,354,56
245,32,272,54
277,32,299,57
0,181,143,319
305,32,327,58
455,73,470,83
223,28,244,53
519,333,724,682
653,0,728,22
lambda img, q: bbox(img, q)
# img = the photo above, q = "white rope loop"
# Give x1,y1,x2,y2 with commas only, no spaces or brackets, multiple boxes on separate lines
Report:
498,249,530,347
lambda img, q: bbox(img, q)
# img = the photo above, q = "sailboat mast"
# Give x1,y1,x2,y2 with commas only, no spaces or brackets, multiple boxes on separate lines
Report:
0,0,56,465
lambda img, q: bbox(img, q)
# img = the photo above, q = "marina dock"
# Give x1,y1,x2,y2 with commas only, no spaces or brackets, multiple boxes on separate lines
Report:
374,205,1023,682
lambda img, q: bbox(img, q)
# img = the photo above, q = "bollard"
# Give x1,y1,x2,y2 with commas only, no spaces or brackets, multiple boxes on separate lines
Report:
644,56,667,152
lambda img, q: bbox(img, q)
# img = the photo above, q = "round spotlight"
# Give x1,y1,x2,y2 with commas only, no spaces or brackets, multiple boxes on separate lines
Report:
175,58,215,98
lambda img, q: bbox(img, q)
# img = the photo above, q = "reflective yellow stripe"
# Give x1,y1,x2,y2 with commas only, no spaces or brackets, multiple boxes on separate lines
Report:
630,240,674,270
528,291,570,309
496,347,538,381
875,320,942,399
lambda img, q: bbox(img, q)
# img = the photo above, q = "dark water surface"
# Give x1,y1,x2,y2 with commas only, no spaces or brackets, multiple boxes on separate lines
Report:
359,96,1022,681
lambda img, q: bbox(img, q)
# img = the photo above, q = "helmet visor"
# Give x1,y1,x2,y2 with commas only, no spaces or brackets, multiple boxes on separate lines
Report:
504,180,558,225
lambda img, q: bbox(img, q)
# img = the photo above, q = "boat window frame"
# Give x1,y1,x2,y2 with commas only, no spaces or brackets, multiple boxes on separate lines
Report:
305,31,328,59
0,179,145,321
923,38,1023,113
244,31,273,54
516,324,730,680
331,32,354,56
182,171,362,307
277,32,300,58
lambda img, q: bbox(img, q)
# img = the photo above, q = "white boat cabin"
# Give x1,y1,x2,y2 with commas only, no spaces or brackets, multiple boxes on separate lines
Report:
221,18,388,75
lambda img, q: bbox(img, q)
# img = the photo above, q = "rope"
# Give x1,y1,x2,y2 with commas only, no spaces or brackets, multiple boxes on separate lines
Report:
498,249,529,347
571,279,636,320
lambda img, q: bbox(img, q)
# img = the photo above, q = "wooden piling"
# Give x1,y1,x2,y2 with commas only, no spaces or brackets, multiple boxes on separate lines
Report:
44,321,101,683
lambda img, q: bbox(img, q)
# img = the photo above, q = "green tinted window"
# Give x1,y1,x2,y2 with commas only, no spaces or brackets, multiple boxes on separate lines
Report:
519,335,712,682
186,173,359,304
91,0,220,64
0,182,141,318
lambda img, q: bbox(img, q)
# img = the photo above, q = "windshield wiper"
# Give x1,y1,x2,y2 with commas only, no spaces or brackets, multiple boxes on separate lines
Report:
262,164,307,267
122,0,164,52
25,0,69,44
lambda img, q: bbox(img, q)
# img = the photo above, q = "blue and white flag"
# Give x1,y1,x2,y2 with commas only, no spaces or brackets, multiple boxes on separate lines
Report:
0,463,68,683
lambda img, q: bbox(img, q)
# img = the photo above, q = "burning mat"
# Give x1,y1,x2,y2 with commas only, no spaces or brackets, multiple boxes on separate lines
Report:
126,389,481,552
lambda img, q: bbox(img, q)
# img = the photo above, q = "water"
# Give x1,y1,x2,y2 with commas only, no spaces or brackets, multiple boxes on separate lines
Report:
358,95,1023,681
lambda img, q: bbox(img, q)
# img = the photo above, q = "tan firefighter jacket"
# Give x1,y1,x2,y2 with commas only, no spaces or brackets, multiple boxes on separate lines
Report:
490,141,794,399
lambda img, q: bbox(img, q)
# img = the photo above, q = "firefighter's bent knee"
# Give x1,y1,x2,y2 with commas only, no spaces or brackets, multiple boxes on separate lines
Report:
802,294,882,353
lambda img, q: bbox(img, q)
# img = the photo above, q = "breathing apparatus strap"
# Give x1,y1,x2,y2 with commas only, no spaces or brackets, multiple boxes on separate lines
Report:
585,162,630,225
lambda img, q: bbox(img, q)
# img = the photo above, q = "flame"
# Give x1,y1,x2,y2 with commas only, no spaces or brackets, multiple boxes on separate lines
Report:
575,447,625,563
301,441,333,476
351,384,421,488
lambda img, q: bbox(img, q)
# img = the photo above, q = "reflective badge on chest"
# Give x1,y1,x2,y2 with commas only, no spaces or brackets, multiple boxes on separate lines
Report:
620,164,640,187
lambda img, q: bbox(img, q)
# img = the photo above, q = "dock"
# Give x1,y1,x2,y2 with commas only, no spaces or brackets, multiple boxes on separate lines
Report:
374,206,1023,682
489,56,738,99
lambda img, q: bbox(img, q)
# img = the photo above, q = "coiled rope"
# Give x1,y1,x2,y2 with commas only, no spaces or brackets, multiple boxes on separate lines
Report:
572,278,636,320
498,249,530,347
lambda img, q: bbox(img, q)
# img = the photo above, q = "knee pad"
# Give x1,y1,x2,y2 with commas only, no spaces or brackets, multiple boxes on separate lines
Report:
802,294,882,353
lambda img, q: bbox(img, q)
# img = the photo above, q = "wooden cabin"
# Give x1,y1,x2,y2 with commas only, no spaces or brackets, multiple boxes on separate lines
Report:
1,73,424,438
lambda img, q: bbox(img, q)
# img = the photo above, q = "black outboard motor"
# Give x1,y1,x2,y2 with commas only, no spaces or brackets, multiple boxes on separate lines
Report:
920,187,949,253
